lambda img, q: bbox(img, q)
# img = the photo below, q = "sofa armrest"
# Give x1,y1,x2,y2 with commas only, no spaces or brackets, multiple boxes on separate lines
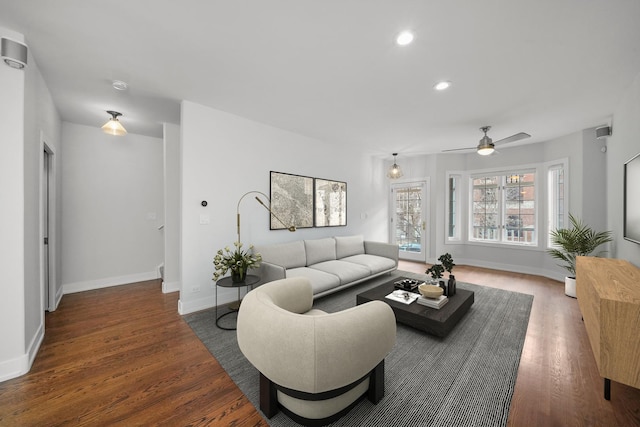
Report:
364,241,399,266
256,261,286,285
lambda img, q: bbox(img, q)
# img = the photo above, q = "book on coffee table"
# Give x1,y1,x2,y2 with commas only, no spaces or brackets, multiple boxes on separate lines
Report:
417,295,448,309
385,291,419,305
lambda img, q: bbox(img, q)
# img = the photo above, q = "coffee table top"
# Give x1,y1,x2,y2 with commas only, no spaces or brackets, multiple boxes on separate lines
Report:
356,277,474,337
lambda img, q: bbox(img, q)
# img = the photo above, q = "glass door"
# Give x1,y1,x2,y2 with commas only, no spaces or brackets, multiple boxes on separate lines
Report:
391,182,428,262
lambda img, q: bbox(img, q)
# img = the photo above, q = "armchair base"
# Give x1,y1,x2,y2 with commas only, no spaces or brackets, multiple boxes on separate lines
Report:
260,360,385,426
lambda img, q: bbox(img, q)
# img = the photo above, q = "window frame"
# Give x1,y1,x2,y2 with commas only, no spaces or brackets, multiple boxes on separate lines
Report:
545,158,569,249
445,171,463,243
466,164,540,248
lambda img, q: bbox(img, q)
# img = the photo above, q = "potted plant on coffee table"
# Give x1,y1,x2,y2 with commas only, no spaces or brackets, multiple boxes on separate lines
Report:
425,253,456,295
547,214,612,298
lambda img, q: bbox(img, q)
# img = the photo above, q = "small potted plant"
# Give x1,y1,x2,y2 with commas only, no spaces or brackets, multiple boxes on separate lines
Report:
425,263,444,281
213,241,262,283
547,214,612,298
426,254,457,296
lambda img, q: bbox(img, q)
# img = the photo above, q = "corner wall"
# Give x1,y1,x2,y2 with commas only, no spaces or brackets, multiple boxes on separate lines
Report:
0,26,62,382
163,123,181,292
0,27,27,381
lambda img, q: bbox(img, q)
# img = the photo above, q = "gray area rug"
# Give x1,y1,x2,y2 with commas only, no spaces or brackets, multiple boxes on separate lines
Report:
184,271,533,426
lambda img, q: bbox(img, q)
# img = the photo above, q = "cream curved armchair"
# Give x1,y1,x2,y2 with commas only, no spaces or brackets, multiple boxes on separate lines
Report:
237,277,396,426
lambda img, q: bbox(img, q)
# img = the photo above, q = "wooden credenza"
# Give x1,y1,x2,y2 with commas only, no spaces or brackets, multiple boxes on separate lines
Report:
576,256,640,399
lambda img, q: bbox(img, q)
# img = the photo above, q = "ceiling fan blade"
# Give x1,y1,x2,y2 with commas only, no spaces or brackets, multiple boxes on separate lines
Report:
442,147,475,153
494,132,531,146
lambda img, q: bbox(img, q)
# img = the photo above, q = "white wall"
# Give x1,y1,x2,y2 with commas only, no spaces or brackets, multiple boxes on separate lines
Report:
0,27,27,381
608,72,640,265
61,123,164,292
163,123,181,292
0,26,62,381
23,41,63,357
179,101,387,314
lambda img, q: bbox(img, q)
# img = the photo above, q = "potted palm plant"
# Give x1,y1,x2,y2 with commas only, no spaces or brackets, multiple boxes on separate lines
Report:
547,214,612,298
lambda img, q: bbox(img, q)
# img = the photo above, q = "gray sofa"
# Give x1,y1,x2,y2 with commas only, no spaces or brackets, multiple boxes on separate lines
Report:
254,235,398,298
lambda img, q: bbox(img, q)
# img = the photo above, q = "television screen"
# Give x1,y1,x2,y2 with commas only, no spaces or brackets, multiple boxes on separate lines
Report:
624,152,640,244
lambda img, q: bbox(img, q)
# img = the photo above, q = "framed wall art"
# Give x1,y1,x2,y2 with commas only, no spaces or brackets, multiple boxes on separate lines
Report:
314,178,347,227
269,171,314,230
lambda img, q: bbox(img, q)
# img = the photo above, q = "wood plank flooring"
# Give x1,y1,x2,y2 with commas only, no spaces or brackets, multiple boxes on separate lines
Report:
0,264,638,426
0,280,266,426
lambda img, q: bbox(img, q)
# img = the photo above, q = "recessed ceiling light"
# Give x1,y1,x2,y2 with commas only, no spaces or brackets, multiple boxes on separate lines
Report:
434,81,451,91
396,31,414,46
112,80,128,91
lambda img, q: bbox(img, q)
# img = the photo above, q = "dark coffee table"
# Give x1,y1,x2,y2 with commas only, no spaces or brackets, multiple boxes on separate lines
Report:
356,277,474,337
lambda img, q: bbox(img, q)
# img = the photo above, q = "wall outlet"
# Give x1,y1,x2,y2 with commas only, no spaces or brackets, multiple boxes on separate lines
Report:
191,286,200,293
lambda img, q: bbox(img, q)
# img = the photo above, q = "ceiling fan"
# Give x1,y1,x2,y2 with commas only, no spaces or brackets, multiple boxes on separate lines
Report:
443,126,531,156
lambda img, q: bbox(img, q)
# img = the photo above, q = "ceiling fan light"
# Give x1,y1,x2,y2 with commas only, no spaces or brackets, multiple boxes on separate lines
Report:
102,110,127,136
477,144,494,156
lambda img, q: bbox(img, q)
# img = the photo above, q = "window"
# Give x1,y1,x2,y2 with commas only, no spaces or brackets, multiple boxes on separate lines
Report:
470,171,536,245
547,161,567,247
471,176,500,241
446,173,462,241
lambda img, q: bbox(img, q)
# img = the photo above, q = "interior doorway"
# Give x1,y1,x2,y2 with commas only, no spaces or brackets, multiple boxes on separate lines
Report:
390,181,428,262
41,143,56,312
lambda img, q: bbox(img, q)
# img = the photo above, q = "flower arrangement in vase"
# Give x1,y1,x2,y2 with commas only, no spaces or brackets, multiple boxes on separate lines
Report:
213,242,262,283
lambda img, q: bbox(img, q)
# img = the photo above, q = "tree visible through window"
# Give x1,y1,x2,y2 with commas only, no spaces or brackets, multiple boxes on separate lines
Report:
394,186,422,251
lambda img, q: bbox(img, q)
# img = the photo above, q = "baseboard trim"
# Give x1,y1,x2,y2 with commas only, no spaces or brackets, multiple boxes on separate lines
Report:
162,280,180,294
453,258,564,282
178,295,216,315
0,353,29,383
27,321,44,372
62,270,160,295
53,286,64,310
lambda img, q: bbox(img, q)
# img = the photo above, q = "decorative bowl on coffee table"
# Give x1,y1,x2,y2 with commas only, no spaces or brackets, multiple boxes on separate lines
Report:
418,284,443,299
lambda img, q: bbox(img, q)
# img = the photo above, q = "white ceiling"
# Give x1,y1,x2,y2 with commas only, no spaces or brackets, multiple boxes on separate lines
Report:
1,1,639,157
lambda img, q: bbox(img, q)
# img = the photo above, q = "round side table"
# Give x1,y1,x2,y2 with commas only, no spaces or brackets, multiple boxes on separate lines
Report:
215,274,261,330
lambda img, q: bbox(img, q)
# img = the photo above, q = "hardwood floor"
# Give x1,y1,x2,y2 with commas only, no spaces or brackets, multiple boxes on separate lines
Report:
0,280,266,426
0,266,638,426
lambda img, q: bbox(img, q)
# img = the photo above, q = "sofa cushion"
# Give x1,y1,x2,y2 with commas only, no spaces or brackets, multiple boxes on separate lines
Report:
304,238,337,266
341,254,397,275
287,267,340,294
309,260,371,285
254,240,306,269
335,235,365,259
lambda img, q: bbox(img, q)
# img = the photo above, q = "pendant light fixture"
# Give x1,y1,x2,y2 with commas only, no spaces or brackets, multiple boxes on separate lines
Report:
387,153,404,179
102,110,127,136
